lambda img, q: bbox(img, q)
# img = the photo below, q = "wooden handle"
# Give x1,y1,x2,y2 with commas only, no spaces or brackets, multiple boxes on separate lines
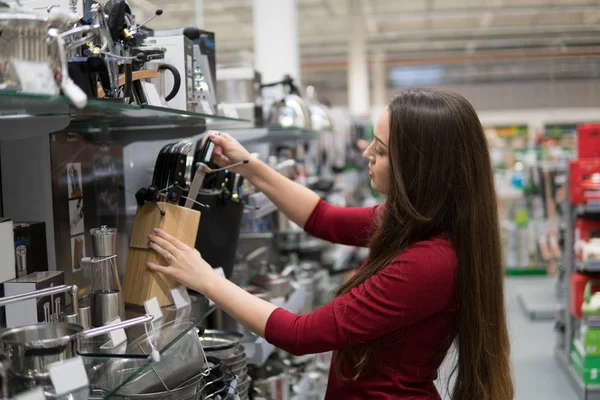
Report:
97,70,159,98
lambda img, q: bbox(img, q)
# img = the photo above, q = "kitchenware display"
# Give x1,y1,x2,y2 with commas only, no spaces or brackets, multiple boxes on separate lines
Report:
262,75,312,129
250,263,292,299
0,314,152,382
250,359,290,400
0,8,89,107
3,277,69,329
305,86,333,132
98,321,208,397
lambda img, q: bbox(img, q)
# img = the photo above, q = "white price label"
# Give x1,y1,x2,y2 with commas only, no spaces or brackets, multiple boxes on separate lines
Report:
13,387,45,400
144,297,163,321
170,286,191,309
106,316,127,347
48,356,89,396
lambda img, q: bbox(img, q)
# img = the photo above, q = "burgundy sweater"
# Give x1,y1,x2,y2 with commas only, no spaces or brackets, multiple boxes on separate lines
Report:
264,200,458,399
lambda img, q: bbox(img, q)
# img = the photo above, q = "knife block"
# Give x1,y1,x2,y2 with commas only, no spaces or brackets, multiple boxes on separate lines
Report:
123,202,201,307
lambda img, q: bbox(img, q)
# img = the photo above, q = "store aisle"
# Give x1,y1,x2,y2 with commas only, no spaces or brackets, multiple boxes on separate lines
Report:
436,277,577,400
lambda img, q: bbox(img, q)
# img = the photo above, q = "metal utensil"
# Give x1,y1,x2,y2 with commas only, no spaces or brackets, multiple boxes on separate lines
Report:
0,315,152,381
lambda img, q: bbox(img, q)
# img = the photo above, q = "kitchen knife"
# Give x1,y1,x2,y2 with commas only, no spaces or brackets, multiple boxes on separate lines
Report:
185,163,209,208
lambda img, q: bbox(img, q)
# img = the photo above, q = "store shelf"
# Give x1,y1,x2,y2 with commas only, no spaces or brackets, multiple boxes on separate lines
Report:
0,91,248,141
245,192,279,219
78,294,215,399
576,260,600,272
80,293,214,359
243,286,307,366
556,347,600,400
228,126,320,145
576,202,600,216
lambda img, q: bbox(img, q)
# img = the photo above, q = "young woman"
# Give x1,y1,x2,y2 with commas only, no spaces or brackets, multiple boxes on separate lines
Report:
146,87,514,400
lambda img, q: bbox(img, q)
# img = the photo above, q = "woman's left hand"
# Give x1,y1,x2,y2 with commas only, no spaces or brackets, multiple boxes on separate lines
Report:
146,228,216,294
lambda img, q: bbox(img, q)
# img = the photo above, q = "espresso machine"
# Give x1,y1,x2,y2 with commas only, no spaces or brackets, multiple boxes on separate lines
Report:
81,226,125,327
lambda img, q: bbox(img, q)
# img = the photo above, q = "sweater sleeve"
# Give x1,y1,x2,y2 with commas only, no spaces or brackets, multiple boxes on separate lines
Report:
303,199,379,247
264,238,457,356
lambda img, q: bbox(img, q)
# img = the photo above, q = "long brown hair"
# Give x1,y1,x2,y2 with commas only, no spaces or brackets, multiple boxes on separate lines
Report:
334,88,513,399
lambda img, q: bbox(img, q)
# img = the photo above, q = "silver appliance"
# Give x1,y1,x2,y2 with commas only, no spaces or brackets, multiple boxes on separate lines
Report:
82,225,125,327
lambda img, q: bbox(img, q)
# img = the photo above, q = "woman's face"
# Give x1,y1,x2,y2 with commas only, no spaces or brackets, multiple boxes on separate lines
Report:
363,109,391,194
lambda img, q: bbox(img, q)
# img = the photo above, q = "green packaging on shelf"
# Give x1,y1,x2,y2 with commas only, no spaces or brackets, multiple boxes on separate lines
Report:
571,339,600,384
582,325,600,356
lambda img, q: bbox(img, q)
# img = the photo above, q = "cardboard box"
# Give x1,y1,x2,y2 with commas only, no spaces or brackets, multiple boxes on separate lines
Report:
4,271,65,328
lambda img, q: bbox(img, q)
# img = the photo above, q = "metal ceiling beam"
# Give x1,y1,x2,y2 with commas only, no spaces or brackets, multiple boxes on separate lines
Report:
168,3,600,17
216,32,600,55
303,4,600,22
214,24,600,50
298,48,600,71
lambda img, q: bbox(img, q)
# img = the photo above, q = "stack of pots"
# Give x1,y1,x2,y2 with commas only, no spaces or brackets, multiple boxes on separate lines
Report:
199,330,251,400
250,359,290,400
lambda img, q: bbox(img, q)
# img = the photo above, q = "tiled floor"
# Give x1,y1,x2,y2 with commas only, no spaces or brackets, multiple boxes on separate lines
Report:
436,277,578,400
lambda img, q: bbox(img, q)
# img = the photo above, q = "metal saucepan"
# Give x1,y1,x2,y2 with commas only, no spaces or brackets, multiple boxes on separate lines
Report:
250,359,290,400
0,314,153,381
250,264,292,299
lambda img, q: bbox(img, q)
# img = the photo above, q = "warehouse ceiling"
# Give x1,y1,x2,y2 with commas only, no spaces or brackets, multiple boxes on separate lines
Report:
130,0,600,89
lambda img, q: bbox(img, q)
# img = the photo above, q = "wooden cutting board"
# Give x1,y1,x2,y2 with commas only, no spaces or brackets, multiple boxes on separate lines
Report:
123,202,201,307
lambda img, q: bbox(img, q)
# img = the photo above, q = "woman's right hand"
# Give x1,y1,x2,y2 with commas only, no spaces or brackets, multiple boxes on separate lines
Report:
205,130,253,174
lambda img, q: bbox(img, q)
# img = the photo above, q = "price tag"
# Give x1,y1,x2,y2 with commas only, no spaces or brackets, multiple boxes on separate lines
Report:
170,286,191,309
48,356,89,396
13,387,45,400
105,316,127,347
144,297,163,321
214,267,225,277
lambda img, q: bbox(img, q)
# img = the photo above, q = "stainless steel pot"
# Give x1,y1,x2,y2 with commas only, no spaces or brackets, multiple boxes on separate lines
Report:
251,359,289,400
267,94,312,129
250,268,291,299
0,315,152,381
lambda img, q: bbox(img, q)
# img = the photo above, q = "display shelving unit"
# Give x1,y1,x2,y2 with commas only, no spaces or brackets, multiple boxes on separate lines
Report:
555,179,600,399
0,90,323,399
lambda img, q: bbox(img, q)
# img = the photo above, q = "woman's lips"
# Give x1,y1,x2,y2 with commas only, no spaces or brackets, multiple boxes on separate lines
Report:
369,171,374,178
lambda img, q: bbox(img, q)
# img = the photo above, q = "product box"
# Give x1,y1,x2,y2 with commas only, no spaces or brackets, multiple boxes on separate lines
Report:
143,34,195,112
13,221,48,278
194,29,216,103
572,338,600,384
4,271,65,328
0,218,15,285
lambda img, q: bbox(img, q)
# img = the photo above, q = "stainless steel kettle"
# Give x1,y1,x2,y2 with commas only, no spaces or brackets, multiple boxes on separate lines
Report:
263,75,312,129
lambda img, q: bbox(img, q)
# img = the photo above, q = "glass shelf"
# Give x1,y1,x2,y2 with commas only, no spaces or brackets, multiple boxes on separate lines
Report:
79,293,213,359
0,91,249,140
76,293,215,399
227,126,320,145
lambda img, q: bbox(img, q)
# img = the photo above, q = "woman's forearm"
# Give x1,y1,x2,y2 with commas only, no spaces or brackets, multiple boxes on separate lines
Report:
202,273,277,337
244,158,321,228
